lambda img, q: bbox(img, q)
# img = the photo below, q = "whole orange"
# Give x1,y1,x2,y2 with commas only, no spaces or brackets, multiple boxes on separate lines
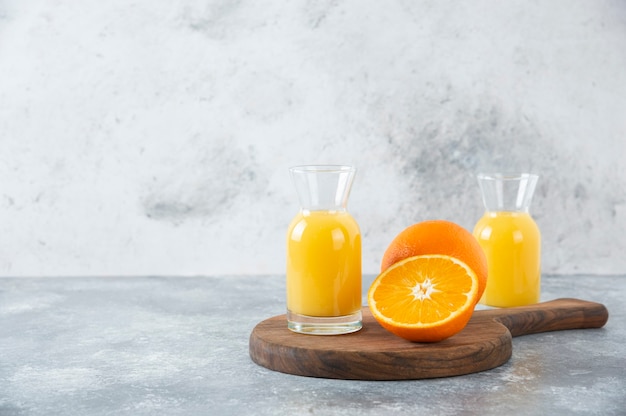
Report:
381,220,488,301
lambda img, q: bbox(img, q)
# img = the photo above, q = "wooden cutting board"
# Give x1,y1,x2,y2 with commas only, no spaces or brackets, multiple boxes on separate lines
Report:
249,298,608,380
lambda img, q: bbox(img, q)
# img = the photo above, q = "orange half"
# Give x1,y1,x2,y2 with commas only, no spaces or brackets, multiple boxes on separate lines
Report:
367,254,480,342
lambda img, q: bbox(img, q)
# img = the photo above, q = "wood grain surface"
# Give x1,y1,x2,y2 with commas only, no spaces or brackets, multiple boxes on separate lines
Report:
249,298,608,380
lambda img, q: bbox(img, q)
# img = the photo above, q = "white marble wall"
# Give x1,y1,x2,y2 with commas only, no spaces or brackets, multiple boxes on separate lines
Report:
1,0,625,277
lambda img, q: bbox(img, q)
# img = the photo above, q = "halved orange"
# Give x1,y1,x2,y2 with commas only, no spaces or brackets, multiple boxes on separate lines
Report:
367,254,480,342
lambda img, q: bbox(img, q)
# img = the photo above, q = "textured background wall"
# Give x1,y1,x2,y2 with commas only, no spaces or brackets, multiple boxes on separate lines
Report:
1,0,625,277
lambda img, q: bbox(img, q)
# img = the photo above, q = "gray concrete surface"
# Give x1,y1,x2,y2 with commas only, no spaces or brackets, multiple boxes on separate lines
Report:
0,275,624,415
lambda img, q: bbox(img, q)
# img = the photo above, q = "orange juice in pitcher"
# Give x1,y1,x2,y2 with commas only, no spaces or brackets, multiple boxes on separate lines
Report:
286,165,362,335
473,173,541,307
287,211,361,318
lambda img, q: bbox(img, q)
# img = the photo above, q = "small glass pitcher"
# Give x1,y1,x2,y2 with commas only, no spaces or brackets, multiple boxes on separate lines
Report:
473,173,541,307
286,165,362,335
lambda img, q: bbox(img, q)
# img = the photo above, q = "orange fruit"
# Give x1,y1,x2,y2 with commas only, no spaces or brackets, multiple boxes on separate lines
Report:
381,220,488,301
368,254,480,342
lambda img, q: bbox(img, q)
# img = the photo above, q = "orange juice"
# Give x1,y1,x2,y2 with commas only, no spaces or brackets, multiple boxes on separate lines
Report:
286,210,361,317
473,211,541,307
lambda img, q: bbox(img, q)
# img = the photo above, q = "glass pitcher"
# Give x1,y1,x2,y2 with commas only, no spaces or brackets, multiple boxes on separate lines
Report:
286,165,362,335
473,173,541,307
